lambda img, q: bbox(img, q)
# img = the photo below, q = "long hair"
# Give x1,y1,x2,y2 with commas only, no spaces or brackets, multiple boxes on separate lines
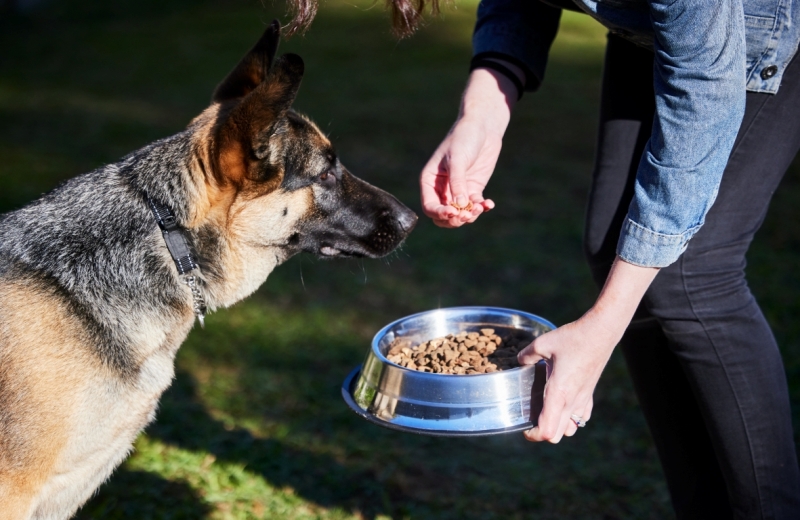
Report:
283,0,444,38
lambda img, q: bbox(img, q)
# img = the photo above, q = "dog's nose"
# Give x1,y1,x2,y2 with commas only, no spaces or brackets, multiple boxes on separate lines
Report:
395,207,418,233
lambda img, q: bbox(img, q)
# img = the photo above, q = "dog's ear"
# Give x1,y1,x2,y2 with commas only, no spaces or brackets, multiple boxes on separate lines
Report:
261,53,305,114
212,20,281,102
213,53,305,186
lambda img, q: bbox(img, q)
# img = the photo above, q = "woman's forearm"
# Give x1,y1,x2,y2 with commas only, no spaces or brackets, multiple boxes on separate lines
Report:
460,60,524,134
584,256,660,346
518,256,659,443
418,59,524,223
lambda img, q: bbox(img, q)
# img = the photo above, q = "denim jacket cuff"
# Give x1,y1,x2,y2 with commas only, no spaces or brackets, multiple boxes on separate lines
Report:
616,218,699,268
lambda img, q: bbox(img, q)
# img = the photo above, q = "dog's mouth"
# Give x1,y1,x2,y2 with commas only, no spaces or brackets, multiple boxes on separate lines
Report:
306,239,392,259
292,202,417,260
286,232,366,258
316,244,369,258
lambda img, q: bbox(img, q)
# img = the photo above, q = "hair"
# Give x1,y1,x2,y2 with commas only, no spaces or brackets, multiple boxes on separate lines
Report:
283,0,445,38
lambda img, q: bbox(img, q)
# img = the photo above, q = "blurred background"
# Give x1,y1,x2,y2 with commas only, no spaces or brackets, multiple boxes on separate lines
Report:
1,0,798,518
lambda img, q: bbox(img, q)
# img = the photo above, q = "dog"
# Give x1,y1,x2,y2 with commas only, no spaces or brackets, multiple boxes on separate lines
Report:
0,20,417,519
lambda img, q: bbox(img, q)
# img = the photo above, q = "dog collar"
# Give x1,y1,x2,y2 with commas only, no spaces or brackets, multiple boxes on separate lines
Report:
145,195,207,327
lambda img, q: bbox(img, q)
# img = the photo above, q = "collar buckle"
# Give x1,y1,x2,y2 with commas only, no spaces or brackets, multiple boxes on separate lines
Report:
145,194,207,327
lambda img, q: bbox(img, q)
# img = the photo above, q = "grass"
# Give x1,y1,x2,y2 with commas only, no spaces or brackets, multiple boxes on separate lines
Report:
1,0,798,518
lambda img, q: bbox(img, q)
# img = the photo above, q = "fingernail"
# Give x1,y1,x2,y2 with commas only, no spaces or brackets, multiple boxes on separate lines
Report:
456,195,468,208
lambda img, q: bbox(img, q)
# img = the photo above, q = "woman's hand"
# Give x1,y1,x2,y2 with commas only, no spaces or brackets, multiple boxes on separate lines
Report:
518,311,616,442
420,116,501,227
518,257,660,442
420,65,522,228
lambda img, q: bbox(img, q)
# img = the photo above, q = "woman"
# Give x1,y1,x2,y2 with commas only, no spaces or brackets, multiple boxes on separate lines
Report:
291,0,800,517
420,0,800,517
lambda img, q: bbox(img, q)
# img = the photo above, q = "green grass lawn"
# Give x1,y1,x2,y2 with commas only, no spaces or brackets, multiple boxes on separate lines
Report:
1,0,799,518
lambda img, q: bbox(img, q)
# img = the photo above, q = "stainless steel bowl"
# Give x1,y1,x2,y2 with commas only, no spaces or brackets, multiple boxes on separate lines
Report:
341,307,555,436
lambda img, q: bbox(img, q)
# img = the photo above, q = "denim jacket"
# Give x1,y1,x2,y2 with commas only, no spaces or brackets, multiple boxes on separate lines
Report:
473,0,800,267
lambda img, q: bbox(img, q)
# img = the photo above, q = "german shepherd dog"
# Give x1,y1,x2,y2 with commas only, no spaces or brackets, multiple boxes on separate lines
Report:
0,21,416,519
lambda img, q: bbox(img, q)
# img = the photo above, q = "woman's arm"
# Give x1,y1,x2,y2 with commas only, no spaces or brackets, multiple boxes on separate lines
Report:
472,0,561,92
519,0,748,443
419,0,562,226
617,0,747,267
419,65,519,227
518,257,659,441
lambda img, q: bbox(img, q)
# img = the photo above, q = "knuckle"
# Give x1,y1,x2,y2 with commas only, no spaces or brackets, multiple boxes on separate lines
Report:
539,428,556,441
545,389,568,408
528,340,548,357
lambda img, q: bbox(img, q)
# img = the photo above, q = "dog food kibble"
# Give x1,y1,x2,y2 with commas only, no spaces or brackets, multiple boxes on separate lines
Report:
449,200,474,211
385,328,534,374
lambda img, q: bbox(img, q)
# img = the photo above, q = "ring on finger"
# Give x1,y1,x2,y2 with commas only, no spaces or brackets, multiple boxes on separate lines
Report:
570,414,587,428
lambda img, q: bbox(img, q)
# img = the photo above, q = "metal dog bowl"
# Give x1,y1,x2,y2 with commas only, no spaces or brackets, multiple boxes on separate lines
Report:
341,307,555,436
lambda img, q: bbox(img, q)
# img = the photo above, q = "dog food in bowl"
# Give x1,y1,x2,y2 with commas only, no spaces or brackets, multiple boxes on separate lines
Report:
385,328,534,374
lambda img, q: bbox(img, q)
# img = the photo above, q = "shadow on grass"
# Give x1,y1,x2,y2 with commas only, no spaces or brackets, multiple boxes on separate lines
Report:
75,468,212,519
119,368,397,519
77,318,666,520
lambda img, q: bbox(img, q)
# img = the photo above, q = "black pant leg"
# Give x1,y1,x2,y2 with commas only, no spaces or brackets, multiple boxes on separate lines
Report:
621,316,732,519
644,50,800,519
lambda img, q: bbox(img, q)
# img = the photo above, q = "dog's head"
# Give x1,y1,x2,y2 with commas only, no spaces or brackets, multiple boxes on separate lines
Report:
193,20,416,264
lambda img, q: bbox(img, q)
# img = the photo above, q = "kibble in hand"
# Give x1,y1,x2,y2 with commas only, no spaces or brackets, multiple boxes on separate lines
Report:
385,328,534,375
449,200,474,211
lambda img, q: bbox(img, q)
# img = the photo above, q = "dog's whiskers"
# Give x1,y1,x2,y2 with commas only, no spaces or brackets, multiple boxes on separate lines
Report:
299,259,306,291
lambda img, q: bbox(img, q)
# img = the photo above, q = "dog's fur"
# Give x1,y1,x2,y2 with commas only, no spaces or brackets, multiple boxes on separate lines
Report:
0,21,416,519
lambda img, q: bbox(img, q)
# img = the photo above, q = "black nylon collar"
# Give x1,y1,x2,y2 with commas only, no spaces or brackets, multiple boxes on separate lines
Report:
145,195,199,275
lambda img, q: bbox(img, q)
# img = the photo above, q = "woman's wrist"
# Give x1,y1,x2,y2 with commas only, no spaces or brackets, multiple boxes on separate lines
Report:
470,57,526,100
459,67,519,137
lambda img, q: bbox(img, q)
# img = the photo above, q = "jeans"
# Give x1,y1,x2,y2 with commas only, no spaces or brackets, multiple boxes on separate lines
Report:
584,34,800,519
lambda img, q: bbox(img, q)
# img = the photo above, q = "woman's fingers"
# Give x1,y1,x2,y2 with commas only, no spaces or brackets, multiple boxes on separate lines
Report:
581,396,594,423
428,196,487,228
519,330,600,444
525,390,592,443
524,382,579,444
430,204,484,228
525,388,572,444
517,340,544,365
422,184,484,227
444,152,473,210
420,147,454,218
564,398,593,437
563,420,579,437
